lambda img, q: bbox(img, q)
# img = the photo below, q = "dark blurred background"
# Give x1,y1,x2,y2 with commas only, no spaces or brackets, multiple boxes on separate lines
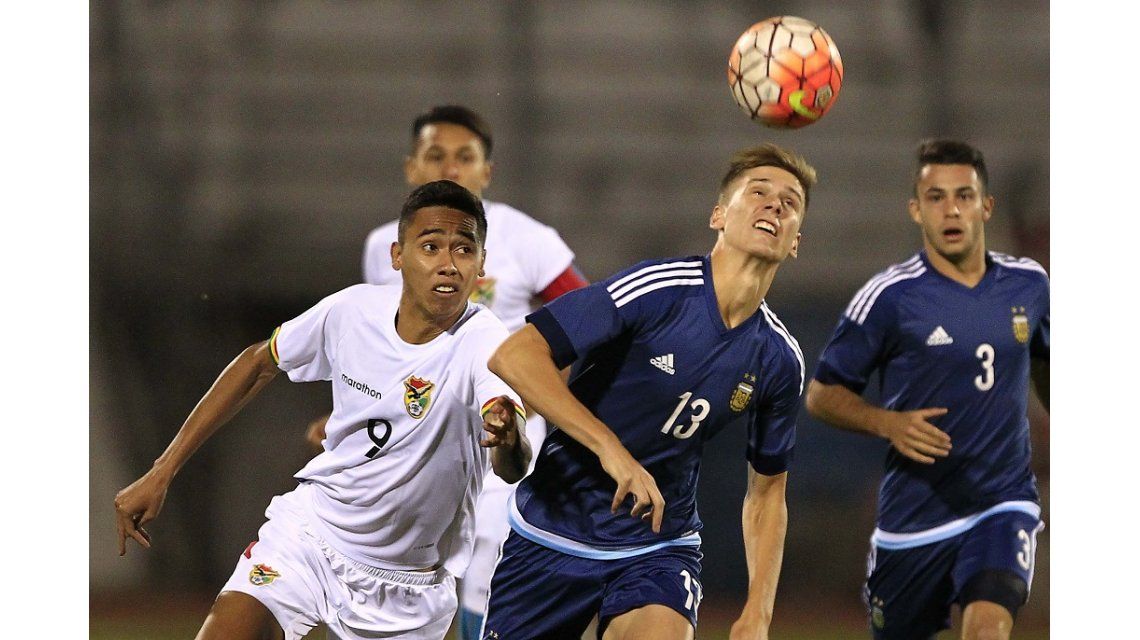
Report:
89,0,1049,636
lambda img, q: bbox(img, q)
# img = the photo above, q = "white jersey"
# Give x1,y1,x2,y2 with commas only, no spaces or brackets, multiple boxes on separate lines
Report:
272,284,522,578
362,199,575,331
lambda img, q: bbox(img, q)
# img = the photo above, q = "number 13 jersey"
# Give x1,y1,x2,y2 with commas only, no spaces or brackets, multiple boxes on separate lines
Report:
271,284,523,576
512,255,804,556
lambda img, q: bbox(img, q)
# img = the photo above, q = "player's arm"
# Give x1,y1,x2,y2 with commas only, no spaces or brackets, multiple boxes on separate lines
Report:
304,413,330,453
729,468,788,640
113,341,280,556
480,395,532,483
805,380,951,464
1030,357,1049,412
488,324,666,532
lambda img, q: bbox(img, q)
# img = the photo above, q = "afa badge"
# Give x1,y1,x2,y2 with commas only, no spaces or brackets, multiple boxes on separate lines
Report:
730,373,757,412
1011,306,1029,344
403,375,435,419
469,276,497,306
249,563,281,586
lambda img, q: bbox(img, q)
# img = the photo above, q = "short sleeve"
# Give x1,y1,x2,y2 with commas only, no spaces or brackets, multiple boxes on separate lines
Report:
747,365,800,475
272,287,355,383
812,292,895,395
1030,282,1049,359
468,324,526,420
362,223,400,286
525,260,681,369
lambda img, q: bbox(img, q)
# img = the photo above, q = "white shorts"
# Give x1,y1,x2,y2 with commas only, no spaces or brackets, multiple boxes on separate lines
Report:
220,485,457,640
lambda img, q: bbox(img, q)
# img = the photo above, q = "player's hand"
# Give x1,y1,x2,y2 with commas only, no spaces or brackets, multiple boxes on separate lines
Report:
881,407,951,464
304,415,329,454
113,469,171,556
480,395,520,448
598,444,666,533
729,616,769,640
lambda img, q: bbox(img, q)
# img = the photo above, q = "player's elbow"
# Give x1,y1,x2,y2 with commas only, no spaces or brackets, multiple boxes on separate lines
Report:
804,379,827,419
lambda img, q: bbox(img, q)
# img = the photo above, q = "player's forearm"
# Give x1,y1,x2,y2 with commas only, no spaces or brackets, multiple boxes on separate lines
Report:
151,341,280,481
489,326,624,458
737,471,788,632
805,380,895,439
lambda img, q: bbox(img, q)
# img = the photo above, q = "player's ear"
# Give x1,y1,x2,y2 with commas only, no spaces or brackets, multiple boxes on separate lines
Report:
982,194,995,222
478,249,486,278
709,204,726,231
788,232,801,259
403,156,418,188
907,198,922,225
479,160,493,191
390,241,403,271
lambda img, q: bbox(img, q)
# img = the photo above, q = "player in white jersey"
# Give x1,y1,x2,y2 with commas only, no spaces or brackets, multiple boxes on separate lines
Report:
308,105,588,639
113,180,533,640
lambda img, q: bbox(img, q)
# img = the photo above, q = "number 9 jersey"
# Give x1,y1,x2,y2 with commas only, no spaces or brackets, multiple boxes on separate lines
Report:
271,284,523,577
511,255,804,556
813,251,1050,537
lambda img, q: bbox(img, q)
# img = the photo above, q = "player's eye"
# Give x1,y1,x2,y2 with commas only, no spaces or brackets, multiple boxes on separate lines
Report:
422,242,438,252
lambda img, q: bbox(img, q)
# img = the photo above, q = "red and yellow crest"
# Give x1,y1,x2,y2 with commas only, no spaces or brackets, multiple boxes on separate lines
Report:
469,276,497,306
249,563,281,586
403,375,435,419
1011,306,1029,344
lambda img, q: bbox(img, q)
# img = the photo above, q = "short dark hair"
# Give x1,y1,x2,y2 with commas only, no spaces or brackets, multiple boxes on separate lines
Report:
397,180,488,246
914,139,989,195
718,143,818,209
411,105,494,158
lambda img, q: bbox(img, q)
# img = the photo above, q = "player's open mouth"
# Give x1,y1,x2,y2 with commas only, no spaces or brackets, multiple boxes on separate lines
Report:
753,220,778,236
942,228,964,241
432,284,459,294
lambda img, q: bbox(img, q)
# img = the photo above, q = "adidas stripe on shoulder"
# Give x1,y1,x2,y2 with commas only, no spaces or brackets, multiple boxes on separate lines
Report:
761,302,805,395
607,260,704,308
844,256,926,325
990,251,1048,278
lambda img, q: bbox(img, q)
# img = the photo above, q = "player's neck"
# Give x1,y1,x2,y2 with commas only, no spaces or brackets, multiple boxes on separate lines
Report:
394,302,463,344
924,240,988,288
709,246,776,329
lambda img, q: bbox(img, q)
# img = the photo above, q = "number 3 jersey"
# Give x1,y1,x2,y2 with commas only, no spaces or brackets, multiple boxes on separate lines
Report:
511,255,804,555
813,251,1050,536
270,284,523,576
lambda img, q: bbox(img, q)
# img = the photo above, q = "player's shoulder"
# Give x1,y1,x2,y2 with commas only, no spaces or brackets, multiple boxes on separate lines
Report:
482,199,565,239
760,301,806,394
335,283,401,310
843,253,928,325
452,301,511,338
988,250,1049,284
605,254,706,303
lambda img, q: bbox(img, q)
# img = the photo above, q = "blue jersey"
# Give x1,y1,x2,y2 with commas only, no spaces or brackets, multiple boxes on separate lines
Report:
510,255,803,555
814,250,1050,534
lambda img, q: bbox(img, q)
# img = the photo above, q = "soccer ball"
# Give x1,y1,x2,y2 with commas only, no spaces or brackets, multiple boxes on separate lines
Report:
727,16,844,129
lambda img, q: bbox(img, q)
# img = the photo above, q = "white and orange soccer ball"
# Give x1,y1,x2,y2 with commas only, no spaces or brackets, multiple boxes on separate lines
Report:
727,16,844,129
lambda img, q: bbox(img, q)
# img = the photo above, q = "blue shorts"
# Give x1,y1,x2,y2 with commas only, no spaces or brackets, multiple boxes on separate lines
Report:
864,509,1044,639
482,531,703,639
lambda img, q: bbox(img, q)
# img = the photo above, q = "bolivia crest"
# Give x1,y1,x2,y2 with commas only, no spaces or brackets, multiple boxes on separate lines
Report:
1011,306,1029,344
403,375,435,419
730,373,757,412
249,563,281,586
469,276,497,306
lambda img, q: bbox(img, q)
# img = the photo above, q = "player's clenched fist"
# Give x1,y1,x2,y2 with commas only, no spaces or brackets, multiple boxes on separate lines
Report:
480,395,522,448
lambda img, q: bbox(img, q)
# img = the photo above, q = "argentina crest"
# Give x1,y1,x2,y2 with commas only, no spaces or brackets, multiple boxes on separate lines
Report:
403,375,435,419
1011,306,1029,344
730,373,757,412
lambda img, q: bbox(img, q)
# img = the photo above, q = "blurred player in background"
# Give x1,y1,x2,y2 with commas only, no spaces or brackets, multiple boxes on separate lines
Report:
805,140,1049,640
115,181,532,640
482,144,814,640
305,104,587,639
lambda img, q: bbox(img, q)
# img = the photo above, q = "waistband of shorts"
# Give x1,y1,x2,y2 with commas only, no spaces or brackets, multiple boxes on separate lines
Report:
309,529,449,585
871,500,1041,550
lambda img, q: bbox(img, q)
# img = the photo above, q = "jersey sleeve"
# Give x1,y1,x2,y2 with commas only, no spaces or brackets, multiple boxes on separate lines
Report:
362,223,401,286
1030,280,1050,359
526,260,673,369
468,321,527,421
813,290,897,395
271,287,356,383
748,359,800,475
517,219,576,295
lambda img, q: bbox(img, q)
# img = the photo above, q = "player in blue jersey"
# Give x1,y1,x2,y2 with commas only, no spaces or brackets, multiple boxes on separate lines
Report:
805,139,1049,640
479,143,815,640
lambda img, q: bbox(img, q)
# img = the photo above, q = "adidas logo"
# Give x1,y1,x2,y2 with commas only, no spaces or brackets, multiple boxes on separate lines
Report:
925,326,954,346
650,354,675,375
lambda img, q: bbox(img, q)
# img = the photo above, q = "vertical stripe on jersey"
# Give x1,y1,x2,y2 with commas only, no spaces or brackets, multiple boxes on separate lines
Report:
761,303,806,395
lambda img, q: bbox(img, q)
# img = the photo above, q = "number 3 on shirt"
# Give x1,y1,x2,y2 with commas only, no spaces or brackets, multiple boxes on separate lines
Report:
662,392,710,440
975,343,995,391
